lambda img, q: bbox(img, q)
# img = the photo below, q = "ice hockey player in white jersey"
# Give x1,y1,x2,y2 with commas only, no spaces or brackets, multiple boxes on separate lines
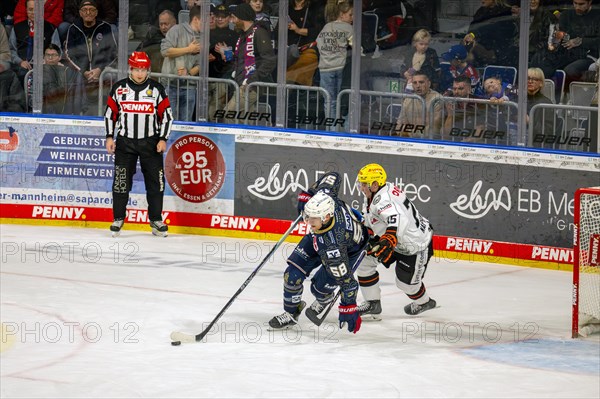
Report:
355,163,436,317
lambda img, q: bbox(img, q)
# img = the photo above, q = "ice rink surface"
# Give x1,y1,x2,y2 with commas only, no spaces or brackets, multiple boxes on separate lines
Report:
1,224,599,398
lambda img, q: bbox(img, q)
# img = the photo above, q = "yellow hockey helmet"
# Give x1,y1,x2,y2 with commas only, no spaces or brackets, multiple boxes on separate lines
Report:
357,163,387,187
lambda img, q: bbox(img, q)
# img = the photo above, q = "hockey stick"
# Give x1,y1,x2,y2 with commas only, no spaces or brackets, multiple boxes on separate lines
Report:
170,214,303,345
305,250,367,327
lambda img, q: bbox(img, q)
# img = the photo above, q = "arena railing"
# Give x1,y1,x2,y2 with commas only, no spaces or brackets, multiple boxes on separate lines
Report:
430,96,519,145
98,68,240,121
528,103,598,153
336,89,423,135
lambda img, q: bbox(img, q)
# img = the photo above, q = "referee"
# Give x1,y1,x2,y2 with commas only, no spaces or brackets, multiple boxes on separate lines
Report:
104,51,174,237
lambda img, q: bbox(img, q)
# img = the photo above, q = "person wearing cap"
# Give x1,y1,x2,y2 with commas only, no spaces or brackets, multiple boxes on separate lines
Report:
62,0,117,24
211,4,237,56
161,4,203,121
60,0,117,43
208,4,238,121
63,0,117,116
214,4,233,30
440,43,479,95
104,51,174,238
222,2,275,125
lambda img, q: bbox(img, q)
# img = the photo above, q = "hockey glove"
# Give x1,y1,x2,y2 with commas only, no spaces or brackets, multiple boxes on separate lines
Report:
366,227,379,253
297,190,312,215
367,229,398,265
338,304,362,334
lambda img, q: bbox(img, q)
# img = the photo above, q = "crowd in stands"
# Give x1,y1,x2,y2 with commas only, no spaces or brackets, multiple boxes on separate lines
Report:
0,0,597,151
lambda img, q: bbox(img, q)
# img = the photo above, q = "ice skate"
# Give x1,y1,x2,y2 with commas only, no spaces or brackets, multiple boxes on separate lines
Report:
357,300,382,321
268,301,305,330
110,219,124,237
304,300,326,325
404,298,436,316
150,220,168,237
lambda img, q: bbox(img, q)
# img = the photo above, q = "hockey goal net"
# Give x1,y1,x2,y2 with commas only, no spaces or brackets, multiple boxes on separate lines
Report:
572,187,600,338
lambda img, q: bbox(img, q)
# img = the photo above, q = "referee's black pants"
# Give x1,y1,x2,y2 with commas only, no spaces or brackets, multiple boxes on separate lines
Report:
112,135,165,222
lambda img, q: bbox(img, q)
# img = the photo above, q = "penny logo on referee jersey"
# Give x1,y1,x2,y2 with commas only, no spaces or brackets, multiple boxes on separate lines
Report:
120,102,154,113
165,134,225,203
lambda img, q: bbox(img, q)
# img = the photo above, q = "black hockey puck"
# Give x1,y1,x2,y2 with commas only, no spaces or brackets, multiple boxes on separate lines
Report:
171,341,181,346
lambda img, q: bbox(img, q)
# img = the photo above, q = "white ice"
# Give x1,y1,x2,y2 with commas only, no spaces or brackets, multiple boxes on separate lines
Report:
1,224,599,398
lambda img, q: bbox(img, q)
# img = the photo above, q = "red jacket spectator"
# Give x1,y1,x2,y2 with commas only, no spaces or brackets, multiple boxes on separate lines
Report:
13,0,64,28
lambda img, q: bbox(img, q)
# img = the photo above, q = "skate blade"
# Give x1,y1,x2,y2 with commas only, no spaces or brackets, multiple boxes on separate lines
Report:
152,229,168,237
266,324,299,332
111,231,121,238
362,314,383,321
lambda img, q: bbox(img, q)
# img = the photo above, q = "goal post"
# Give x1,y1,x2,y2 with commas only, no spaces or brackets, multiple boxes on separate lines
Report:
572,187,600,338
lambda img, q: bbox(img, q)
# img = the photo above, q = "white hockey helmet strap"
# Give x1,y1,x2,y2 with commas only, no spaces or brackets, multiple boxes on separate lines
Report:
303,191,335,222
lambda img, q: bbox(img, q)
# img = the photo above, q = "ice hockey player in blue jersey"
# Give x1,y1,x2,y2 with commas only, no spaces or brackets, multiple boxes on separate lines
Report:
268,172,370,333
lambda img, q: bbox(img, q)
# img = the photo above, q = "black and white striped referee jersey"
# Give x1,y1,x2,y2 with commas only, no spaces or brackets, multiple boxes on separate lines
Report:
105,78,173,141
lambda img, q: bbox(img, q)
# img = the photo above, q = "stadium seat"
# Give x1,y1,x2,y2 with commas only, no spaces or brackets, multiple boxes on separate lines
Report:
569,82,597,107
542,79,556,104
482,65,517,86
551,69,566,104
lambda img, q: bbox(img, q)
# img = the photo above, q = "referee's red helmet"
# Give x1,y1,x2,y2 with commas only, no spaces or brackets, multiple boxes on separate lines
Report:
128,51,151,69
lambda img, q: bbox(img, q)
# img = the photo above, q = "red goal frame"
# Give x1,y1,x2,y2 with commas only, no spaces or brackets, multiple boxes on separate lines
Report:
572,187,600,338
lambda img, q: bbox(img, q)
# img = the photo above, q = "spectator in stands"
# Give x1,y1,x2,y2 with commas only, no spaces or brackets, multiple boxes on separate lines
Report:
316,0,352,119
210,4,237,77
511,0,557,61
9,0,58,85
526,67,555,140
477,75,518,144
286,0,325,86
476,75,516,103
442,75,483,139
530,0,600,89
247,0,275,49
161,4,203,121
462,0,518,68
0,22,26,112
400,29,440,93
440,43,479,96
62,0,116,24
129,0,159,40
12,0,64,29
395,71,442,137
60,0,117,44
208,4,237,121
39,43,81,114
64,0,117,115
136,9,177,73
224,3,276,124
